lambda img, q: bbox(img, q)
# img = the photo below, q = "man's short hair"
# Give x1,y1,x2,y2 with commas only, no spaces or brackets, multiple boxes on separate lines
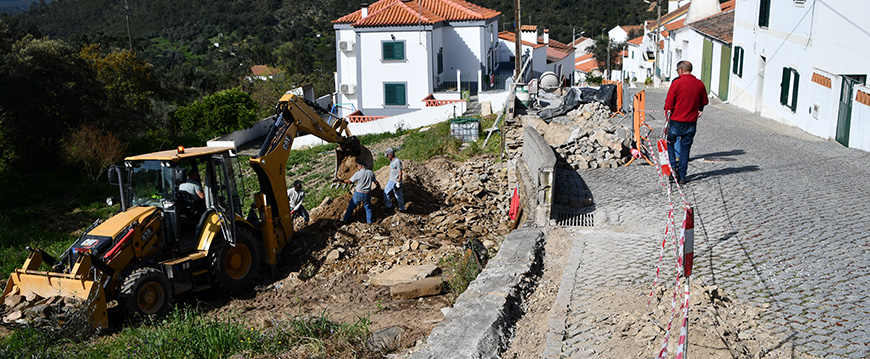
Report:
356,159,367,166
677,61,693,73
293,180,303,187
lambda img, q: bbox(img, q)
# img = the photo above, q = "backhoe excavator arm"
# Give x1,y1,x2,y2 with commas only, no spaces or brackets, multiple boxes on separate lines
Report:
248,92,372,270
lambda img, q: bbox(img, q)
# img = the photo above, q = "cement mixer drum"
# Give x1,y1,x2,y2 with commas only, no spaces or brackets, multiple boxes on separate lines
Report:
539,71,560,93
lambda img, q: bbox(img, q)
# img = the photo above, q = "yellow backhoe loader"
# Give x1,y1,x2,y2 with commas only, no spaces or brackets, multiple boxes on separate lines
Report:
0,92,372,333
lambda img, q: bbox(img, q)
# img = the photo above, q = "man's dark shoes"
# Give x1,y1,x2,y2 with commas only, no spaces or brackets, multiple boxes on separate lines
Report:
677,178,687,185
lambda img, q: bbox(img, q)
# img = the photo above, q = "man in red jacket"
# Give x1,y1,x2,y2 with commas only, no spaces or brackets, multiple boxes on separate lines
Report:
664,60,708,184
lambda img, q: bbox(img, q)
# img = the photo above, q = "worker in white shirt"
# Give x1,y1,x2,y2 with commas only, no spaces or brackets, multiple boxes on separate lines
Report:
287,180,309,226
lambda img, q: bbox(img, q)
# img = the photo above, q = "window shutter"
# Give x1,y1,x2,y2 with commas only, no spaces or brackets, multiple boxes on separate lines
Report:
738,48,744,77
780,67,791,105
394,42,404,60
759,0,771,27
383,42,393,60
733,47,740,75
396,84,406,105
790,71,800,111
385,84,395,105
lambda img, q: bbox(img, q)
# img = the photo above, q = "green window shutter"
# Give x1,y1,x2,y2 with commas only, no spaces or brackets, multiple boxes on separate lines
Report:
385,84,406,105
394,42,405,60
396,84,406,105
385,84,396,104
733,46,743,77
790,70,800,111
383,42,392,60
759,0,771,27
780,67,791,105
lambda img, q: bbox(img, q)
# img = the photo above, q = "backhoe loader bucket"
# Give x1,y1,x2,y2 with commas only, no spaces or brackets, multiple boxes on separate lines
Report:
0,250,108,334
335,136,374,180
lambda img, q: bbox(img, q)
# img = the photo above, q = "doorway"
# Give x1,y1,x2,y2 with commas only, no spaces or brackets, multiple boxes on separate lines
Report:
836,75,867,146
755,55,766,114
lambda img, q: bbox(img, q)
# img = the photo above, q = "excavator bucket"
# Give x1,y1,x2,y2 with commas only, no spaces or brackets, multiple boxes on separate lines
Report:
335,136,374,180
0,251,108,334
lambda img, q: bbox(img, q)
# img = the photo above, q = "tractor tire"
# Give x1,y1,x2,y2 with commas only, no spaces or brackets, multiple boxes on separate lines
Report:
209,228,260,295
118,267,173,320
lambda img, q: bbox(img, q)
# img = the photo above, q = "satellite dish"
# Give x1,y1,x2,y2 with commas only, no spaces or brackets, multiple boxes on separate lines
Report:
539,71,560,93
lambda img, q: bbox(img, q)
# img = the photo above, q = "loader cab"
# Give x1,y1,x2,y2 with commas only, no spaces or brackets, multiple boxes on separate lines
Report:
118,147,245,253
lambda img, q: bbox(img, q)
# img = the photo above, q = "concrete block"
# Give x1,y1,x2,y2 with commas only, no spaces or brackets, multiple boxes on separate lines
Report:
390,277,443,299
410,228,544,359
370,264,439,286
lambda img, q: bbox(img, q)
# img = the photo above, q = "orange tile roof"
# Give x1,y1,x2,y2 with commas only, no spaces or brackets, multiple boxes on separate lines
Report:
721,0,735,11
521,25,537,32
620,25,644,34
575,61,598,73
572,36,590,46
546,38,575,53
498,31,546,48
575,53,594,64
250,65,282,76
334,0,500,27
627,35,643,45
546,47,571,62
648,2,691,30
665,19,685,31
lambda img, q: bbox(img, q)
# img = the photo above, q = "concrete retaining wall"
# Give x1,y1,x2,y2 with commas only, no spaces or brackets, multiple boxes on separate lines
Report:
522,126,556,224
410,228,544,359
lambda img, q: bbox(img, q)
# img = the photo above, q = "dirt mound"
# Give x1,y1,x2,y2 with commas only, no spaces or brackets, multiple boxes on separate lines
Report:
210,154,514,352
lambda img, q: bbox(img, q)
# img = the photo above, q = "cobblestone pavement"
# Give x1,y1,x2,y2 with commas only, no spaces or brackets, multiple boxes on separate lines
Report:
550,88,870,358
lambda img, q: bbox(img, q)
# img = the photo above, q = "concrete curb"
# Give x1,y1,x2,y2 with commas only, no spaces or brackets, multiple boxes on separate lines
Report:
410,228,545,359
542,231,586,358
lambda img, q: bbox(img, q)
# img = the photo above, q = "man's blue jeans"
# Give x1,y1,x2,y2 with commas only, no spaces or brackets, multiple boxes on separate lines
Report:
343,191,372,224
667,120,697,181
383,180,405,211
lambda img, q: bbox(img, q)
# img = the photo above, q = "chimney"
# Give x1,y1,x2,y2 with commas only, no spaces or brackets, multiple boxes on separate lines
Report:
685,0,720,23
544,29,549,44
361,3,368,19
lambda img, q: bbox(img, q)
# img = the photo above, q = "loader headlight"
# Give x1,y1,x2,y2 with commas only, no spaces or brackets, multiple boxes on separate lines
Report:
106,197,116,206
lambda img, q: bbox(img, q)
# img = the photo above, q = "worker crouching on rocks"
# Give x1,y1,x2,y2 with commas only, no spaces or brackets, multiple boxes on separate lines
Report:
338,159,379,224
287,179,309,226
382,148,406,213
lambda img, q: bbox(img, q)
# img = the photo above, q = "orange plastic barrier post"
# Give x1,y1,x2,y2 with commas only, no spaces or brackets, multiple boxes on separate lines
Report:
624,90,654,167
610,82,626,118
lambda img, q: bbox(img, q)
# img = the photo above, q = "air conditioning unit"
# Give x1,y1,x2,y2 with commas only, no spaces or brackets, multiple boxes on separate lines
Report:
340,83,356,95
339,41,355,52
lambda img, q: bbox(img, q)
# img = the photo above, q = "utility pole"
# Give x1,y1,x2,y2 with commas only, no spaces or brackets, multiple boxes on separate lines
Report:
514,0,522,81
606,34,611,81
123,0,133,52
654,0,661,87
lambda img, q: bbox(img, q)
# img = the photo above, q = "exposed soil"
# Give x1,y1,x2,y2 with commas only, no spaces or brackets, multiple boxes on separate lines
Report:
207,153,514,353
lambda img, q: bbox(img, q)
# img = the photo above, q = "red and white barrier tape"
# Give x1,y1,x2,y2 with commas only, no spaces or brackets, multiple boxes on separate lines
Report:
644,116,693,358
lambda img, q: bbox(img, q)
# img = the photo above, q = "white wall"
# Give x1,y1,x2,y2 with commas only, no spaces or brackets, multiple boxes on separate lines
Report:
291,101,467,149
730,0,870,151
851,85,870,151
335,28,358,117
444,24,484,79
358,30,432,116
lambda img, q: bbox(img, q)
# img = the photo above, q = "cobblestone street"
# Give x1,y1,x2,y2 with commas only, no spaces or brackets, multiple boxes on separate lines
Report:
550,88,870,358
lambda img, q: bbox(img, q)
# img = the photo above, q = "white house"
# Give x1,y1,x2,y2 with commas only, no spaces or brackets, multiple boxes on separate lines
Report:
730,0,870,151
496,25,574,84
674,6,734,101
332,0,500,118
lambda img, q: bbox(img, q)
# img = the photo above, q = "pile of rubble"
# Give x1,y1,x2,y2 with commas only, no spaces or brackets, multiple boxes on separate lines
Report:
552,101,633,170
296,154,513,286
0,288,92,337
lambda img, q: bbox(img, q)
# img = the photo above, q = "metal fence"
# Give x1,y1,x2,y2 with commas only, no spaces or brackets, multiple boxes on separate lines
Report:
483,72,512,91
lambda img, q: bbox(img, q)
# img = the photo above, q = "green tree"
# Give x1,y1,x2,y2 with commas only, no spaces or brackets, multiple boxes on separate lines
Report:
80,44,163,138
586,36,624,79
175,88,259,142
0,35,105,172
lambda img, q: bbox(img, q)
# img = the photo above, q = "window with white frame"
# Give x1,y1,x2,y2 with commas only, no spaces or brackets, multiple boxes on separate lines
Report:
384,83,407,106
382,41,405,61
759,0,771,27
732,46,744,77
780,67,799,111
